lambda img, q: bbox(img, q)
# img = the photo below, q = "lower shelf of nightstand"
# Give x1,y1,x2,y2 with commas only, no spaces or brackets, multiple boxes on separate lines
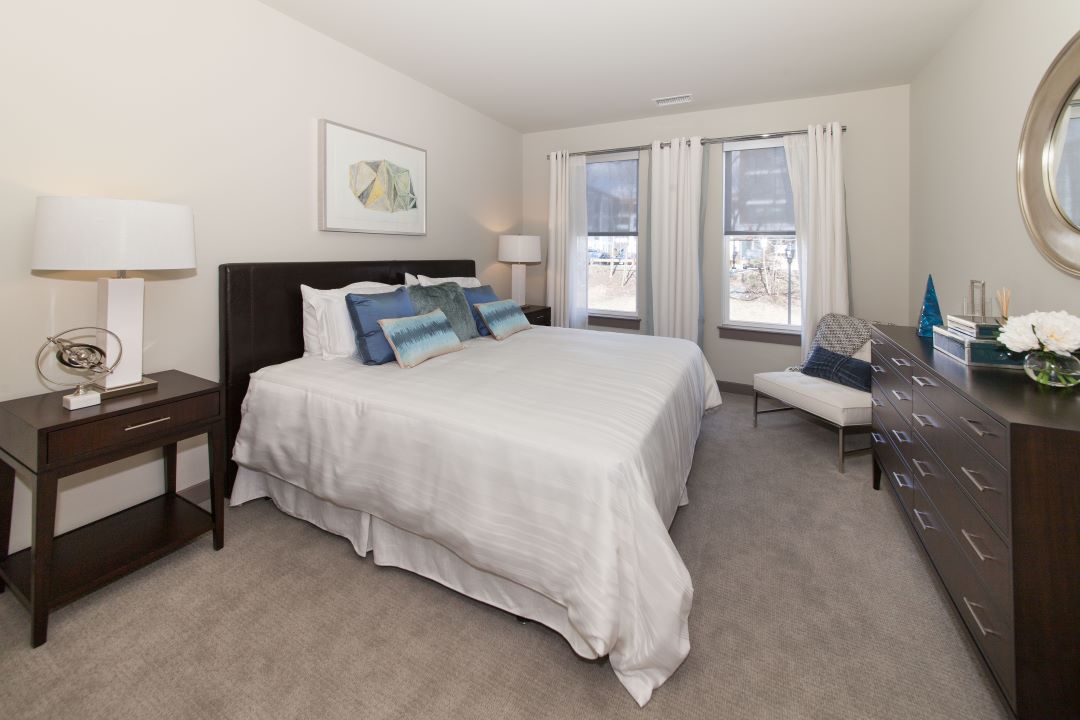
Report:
0,494,213,611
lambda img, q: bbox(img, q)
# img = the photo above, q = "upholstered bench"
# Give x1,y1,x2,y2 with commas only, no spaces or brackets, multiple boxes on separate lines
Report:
752,314,873,472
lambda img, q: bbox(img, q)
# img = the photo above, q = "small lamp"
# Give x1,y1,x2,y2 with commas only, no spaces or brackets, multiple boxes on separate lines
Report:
498,234,541,305
32,197,196,401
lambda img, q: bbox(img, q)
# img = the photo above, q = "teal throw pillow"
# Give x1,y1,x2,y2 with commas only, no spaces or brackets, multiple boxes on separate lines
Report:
474,300,532,340
378,309,463,368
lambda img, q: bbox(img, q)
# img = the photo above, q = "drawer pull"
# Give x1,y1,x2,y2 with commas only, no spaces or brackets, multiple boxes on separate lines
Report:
911,458,934,478
961,529,997,562
124,416,172,432
871,364,885,374
872,397,883,408
891,390,910,402
913,508,936,532
870,338,882,345
962,597,1000,637
912,375,937,388
892,471,913,489
911,413,935,428
871,432,886,444
891,429,911,444
891,357,911,367
960,416,994,438
960,466,999,493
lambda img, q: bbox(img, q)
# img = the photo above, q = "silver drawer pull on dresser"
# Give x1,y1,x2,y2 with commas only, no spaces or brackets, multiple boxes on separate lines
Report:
911,458,934,478
961,529,997,562
124,416,172,432
891,389,910,402
891,429,911,444
960,416,994,437
891,357,912,367
912,375,937,387
963,597,1001,637
911,413,935,428
892,472,913,489
913,508,937,532
960,466,998,493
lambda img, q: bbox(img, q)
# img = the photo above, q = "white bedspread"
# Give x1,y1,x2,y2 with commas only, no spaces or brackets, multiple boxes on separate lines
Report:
233,326,721,705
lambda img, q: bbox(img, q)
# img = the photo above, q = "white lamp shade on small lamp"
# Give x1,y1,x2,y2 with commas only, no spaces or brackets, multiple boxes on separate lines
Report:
32,197,196,397
498,234,541,305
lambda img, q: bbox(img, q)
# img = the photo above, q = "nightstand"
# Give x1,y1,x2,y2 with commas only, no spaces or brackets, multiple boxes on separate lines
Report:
520,304,552,326
0,370,225,647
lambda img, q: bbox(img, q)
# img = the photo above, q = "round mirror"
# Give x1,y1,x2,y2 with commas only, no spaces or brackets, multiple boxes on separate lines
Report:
1018,30,1080,277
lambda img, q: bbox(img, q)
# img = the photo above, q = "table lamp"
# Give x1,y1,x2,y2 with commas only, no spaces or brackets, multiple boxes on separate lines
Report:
32,197,196,405
498,234,541,305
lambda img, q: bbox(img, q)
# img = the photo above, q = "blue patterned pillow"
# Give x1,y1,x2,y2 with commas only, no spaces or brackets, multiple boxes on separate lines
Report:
462,285,499,336
345,287,417,365
378,310,463,368
801,346,871,392
474,300,532,340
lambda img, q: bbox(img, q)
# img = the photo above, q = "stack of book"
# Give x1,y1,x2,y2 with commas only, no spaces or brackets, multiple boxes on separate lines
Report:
932,315,1023,368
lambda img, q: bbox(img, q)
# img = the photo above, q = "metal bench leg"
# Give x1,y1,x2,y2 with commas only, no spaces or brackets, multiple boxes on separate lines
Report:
753,390,759,428
838,426,845,473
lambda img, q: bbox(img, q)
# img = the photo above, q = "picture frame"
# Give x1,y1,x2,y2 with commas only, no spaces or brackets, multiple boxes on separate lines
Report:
318,119,427,235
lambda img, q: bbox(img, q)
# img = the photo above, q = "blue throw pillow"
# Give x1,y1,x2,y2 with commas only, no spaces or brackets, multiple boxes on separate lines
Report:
801,346,871,392
462,285,499,336
345,287,417,365
474,299,532,340
379,309,463,368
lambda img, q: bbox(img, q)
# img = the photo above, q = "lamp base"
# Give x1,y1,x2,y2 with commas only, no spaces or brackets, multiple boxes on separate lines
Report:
510,263,527,305
90,376,158,400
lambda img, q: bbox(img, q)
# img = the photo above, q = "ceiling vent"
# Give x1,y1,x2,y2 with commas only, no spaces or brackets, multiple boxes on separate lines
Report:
653,94,693,107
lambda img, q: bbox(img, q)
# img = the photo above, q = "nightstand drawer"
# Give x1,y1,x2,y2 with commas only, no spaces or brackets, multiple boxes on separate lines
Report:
526,309,551,326
47,393,219,465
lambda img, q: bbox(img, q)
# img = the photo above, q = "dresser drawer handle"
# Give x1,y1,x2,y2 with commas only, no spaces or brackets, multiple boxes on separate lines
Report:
960,416,994,438
872,397,883,407
913,509,936,532
962,597,1000,637
912,375,936,388
871,364,885,374
871,432,886,444
870,338,882,345
124,416,172,432
891,390,910,402
911,413,935,428
892,471,913,489
911,458,934,478
891,357,911,367
961,529,997,562
891,429,911,444
960,466,999,493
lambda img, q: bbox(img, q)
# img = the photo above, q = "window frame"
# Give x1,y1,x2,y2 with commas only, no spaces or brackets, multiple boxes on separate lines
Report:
719,137,800,335
585,150,643,320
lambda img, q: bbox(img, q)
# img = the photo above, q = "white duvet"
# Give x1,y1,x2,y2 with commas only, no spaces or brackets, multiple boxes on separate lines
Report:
233,325,722,705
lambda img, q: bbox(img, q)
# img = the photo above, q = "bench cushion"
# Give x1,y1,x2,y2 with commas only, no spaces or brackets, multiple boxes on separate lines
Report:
753,370,871,427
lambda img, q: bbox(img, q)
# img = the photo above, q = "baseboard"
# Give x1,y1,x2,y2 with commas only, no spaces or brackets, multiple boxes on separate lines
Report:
716,380,754,396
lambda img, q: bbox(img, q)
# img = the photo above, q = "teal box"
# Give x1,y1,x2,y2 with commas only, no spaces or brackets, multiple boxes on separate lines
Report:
932,326,1024,369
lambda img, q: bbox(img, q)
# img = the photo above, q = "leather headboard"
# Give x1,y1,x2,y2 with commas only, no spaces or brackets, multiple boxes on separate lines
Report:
218,259,476,495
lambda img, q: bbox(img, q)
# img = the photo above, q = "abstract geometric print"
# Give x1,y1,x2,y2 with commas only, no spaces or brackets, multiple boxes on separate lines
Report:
349,160,417,213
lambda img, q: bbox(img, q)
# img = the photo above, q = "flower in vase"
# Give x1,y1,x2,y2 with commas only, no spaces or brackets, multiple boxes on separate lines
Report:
999,311,1080,357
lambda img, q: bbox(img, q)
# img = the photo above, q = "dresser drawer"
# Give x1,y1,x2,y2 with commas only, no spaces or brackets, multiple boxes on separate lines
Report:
912,391,1010,537
47,393,220,465
870,348,912,420
872,378,913,449
910,488,1016,703
905,432,1012,618
872,422,915,512
908,373,1008,467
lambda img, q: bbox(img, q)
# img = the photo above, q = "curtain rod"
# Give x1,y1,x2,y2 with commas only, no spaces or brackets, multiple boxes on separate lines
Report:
545,126,847,159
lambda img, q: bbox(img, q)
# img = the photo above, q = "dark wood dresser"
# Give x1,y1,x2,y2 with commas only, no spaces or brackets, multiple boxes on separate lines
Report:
870,325,1080,718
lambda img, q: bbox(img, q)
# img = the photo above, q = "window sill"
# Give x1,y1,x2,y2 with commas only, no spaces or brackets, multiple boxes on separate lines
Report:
589,314,641,330
716,325,801,346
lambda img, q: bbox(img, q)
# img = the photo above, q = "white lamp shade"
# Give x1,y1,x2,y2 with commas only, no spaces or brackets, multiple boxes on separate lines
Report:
498,234,541,264
32,196,196,271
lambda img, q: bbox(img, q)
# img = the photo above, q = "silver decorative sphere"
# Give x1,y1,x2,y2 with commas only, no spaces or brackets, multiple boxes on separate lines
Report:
36,327,123,392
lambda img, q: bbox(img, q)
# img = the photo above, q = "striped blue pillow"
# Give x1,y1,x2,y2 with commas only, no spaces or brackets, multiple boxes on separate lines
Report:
378,309,463,368
474,299,532,340
345,287,417,365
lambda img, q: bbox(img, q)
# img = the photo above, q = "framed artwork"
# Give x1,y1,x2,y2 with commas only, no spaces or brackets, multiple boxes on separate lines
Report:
318,119,427,235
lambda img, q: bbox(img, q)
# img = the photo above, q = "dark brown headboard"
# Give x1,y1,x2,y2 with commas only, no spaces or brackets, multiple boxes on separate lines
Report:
218,259,476,495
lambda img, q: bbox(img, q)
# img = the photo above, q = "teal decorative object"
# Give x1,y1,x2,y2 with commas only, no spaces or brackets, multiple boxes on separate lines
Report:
917,275,943,337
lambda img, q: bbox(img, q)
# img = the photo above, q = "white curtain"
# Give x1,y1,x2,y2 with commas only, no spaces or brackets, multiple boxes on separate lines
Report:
784,122,849,359
650,137,704,342
546,151,589,329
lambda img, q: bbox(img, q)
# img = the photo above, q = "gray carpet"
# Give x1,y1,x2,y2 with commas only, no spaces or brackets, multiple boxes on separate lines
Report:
0,394,1012,720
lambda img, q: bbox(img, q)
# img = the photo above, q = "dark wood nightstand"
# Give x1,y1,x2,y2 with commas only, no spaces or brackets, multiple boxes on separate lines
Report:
0,370,225,647
520,304,552,326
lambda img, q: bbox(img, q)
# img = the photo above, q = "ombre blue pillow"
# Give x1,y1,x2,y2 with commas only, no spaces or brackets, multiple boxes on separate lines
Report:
462,284,499,336
345,287,417,365
801,346,871,392
378,309,463,368
474,299,532,340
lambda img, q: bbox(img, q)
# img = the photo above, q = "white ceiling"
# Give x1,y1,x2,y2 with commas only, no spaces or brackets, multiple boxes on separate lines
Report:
258,0,980,133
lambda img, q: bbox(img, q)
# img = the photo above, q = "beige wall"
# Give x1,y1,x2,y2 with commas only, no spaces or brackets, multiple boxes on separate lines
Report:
910,1,1080,319
522,86,911,384
0,0,522,552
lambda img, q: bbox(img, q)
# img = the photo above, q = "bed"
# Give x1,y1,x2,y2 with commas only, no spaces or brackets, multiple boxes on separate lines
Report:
220,260,722,706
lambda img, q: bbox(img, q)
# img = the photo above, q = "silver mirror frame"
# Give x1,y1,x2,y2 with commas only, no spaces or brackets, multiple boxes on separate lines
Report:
1018,29,1080,278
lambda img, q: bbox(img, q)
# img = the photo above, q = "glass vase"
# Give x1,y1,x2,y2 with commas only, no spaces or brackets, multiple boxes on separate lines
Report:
1023,350,1080,388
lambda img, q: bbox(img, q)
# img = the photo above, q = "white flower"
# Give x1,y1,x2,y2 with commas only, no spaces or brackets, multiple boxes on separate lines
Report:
999,311,1080,356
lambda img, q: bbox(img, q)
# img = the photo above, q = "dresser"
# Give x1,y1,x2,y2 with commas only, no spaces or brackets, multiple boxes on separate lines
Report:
870,325,1080,718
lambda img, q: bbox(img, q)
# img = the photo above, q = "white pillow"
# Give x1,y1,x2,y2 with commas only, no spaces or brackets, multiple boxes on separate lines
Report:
301,281,398,359
404,273,420,286
417,274,482,288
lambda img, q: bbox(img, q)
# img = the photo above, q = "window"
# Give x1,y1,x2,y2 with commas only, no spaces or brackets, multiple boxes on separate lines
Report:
721,139,800,331
586,153,639,316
